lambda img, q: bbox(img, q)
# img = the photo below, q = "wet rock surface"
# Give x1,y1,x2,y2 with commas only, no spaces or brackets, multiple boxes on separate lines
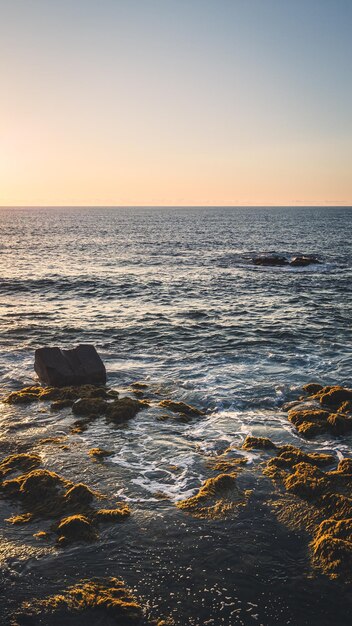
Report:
1,378,352,625
34,345,106,387
284,384,352,438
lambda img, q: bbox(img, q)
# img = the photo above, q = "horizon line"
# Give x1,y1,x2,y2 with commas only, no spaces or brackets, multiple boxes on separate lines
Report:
1,204,352,209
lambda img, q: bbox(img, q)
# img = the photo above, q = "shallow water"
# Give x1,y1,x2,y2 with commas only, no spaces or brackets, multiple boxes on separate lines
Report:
0,206,351,624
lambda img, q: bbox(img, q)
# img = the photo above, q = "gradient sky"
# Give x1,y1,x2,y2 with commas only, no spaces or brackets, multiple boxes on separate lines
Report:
0,0,351,206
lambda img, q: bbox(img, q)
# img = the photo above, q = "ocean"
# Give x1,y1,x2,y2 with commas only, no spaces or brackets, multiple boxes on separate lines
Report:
0,206,351,625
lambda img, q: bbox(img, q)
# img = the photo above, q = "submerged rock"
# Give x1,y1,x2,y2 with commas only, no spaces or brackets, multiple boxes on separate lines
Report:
285,384,352,438
12,577,154,626
158,399,204,418
176,472,248,519
55,514,97,543
34,344,106,387
0,453,129,544
242,436,277,450
263,445,352,580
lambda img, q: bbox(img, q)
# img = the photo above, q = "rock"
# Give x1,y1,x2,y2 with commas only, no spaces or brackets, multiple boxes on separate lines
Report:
242,436,277,450
302,382,323,395
290,255,320,267
158,399,204,417
55,514,97,543
252,254,288,267
34,345,106,387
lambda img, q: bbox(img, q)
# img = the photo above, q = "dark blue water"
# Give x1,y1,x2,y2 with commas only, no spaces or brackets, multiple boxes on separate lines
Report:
0,206,351,625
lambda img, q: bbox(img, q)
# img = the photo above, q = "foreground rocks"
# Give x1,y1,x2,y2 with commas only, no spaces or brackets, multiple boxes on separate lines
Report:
12,577,166,626
261,443,352,580
0,453,129,545
34,345,106,387
284,384,352,437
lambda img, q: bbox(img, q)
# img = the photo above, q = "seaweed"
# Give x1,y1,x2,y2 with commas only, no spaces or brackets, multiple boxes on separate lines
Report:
12,577,153,626
0,453,41,478
95,506,130,522
88,447,113,461
106,397,142,423
242,436,277,450
55,515,97,543
264,446,352,580
176,472,249,519
158,400,204,418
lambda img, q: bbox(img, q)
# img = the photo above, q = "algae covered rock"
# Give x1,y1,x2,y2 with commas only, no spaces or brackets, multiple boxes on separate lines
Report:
72,397,108,416
12,577,150,626
242,436,277,450
88,447,113,460
95,506,130,522
55,514,97,543
264,445,352,580
0,453,41,478
284,386,352,439
158,399,204,418
176,472,248,519
106,397,142,423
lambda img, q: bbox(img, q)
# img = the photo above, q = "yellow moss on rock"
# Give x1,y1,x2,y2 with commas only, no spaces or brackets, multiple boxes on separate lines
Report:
13,577,148,625
95,506,130,522
176,472,248,519
0,453,41,478
242,436,277,450
106,397,142,423
88,447,113,460
158,399,204,418
264,445,352,580
55,514,97,543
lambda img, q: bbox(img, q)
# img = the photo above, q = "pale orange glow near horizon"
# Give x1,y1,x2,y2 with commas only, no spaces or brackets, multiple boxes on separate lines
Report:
1,0,351,207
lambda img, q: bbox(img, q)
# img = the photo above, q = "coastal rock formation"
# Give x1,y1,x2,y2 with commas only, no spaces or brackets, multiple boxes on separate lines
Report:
12,577,158,626
263,445,352,580
158,399,204,418
176,472,249,519
242,436,277,450
284,384,352,438
0,453,129,544
34,344,106,387
252,254,320,267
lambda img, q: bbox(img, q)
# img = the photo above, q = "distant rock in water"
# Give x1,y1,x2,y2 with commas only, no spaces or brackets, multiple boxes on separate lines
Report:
252,254,288,267
252,253,321,267
290,255,320,267
34,345,106,387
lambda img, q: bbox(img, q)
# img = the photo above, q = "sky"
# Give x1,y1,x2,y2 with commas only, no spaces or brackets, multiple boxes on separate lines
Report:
0,0,351,206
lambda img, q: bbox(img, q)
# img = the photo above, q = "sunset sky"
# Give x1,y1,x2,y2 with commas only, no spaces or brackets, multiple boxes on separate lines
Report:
0,0,351,206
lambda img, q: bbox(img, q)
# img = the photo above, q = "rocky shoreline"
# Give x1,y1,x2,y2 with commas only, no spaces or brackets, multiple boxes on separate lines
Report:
1,379,352,625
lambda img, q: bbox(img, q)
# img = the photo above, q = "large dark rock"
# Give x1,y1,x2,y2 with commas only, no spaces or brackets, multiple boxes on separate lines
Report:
252,254,288,267
34,345,106,387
